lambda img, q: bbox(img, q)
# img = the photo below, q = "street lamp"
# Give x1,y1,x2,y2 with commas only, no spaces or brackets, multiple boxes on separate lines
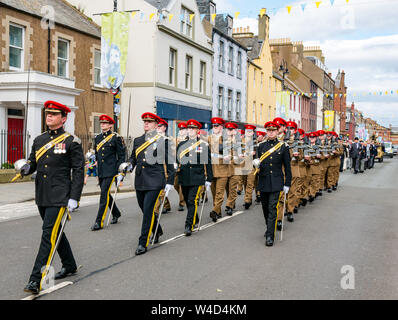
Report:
279,59,289,91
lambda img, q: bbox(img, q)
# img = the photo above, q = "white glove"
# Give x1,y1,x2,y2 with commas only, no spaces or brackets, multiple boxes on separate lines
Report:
116,174,124,185
283,186,290,194
20,163,30,176
253,159,261,169
164,184,173,197
205,181,211,191
67,199,78,212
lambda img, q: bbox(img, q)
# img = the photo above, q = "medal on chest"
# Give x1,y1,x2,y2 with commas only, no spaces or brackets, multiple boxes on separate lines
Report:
54,143,66,154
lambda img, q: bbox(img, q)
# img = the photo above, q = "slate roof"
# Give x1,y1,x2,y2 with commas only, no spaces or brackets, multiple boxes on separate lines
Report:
234,35,263,60
0,0,100,38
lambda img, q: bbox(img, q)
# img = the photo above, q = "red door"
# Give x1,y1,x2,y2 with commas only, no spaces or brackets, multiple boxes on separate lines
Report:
7,118,24,164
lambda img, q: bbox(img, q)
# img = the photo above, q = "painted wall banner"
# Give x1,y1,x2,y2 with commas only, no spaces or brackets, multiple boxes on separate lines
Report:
324,110,335,131
276,91,290,119
101,12,131,89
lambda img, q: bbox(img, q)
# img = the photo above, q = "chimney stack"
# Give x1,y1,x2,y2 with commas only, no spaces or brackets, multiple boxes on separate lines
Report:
258,10,270,41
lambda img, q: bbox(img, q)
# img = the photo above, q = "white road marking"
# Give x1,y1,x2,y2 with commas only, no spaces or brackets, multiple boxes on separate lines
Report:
157,211,245,246
21,281,73,300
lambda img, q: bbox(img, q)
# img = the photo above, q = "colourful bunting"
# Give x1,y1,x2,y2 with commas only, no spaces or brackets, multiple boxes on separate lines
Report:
330,0,335,5
287,6,293,14
190,13,195,22
149,13,155,20
168,14,174,22
315,1,322,9
260,8,266,17
301,3,307,12
235,12,240,19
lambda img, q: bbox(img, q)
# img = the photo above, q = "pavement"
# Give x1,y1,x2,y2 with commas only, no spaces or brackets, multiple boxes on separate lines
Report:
0,158,397,300
0,172,135,206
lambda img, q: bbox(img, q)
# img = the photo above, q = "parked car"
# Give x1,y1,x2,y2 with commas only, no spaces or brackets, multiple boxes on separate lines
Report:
384,142,394,158
392,145,398,156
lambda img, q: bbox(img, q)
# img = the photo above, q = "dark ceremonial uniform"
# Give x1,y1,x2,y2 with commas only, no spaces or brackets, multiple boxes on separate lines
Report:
257,137,292,242
128,130,176,249
93,129,125,228
26,127,84,288
177,137,213,232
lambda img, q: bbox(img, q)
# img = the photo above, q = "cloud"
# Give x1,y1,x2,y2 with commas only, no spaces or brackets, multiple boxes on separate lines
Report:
353,101,398,127
232,0,398,127
234,0,398,41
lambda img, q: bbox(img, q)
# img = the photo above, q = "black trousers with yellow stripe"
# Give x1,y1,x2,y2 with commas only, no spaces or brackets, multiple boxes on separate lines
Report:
29,207,77,284
260,192,281,240
95,176,121,227
136,190,163,248
181,185,202,231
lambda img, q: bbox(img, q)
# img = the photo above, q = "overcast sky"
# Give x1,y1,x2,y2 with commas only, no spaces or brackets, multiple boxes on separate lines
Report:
215,0,398,127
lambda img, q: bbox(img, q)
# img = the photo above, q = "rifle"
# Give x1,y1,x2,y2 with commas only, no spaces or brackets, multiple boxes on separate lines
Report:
287,131,300,161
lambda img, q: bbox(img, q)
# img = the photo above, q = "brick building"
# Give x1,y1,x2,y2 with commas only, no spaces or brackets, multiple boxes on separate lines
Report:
0,0,113,163
334,70,347,136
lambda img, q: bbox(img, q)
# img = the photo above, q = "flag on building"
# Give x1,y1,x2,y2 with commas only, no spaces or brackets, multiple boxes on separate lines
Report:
100,12,131,89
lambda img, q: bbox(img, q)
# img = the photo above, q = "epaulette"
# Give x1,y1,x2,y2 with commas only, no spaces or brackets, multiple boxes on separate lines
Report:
66,132,81,144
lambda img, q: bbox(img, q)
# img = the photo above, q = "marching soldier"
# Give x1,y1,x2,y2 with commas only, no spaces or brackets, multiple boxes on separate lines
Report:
176,120,213,236
285,121,304,222
274,117,288,142
20,101,84,294
307,132,322,202
298,129,311,208
91,114,125,231
327,132,343,191
273,117,289,230
254,121,292,247
254,131,266,203
124,113,176,255
237,130,245,196
224,122,241,216
318,130,329,196
174,122,188,212
154,118,172,214
242,125,257,210
208,117,231,222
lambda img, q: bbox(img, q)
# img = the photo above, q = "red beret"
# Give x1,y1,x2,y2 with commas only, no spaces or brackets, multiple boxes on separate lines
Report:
225,122,238,129
239,130,245,135
141,112,161,123
273,117,287,127
245,124,256,130
158,118,168,127
186,119,202,129
286,121,298,130
256,131,266,136
265,121,280,130
178,122,187,129
211,117,225,126
44,100,71,114
298,128,305,135
317,130,326,136
99,114,115,124
308,132,317,138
